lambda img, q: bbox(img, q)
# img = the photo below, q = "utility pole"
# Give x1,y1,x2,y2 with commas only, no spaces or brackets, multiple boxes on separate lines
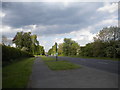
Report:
113,29,116,59
55,42,58,61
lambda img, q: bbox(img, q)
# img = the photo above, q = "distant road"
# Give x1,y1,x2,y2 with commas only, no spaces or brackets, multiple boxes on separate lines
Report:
50,56,120,74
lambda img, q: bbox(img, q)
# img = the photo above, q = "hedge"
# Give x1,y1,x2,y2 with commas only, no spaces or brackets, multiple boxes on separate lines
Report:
2,45,34,63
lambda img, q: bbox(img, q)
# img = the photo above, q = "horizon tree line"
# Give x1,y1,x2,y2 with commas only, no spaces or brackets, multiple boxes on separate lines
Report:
48,26,120,58
2,31,45,55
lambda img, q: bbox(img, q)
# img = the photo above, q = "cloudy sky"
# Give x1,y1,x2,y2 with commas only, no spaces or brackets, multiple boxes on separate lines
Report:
1,1,118,52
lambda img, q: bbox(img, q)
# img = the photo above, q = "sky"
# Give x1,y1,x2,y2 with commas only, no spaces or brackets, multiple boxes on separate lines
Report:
1,1,118,52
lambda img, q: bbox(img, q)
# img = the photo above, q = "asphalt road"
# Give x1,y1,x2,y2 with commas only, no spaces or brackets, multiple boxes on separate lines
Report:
28,57,118,88
51,56,120,74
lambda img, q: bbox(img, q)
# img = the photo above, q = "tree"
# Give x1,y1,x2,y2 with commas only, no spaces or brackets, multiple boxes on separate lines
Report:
39,45,45,55
94,26,120,42
93,26,120,58
12,32,24,49
13,31,42,54
80,26,120,58
71,42,80,55
48,43,56,56
48,48,53,55
58,43,63,55
31,35,39,54
93,41,105,57
63,38,80,56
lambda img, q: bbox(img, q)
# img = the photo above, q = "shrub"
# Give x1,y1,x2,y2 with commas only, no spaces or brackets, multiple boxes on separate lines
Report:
2,45,33,65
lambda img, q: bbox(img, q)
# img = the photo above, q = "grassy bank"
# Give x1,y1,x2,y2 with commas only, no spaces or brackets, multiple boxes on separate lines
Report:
41,56,81,70
3,57,35,88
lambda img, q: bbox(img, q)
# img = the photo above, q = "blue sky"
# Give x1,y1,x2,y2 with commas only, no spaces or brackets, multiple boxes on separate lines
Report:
1,1,118,52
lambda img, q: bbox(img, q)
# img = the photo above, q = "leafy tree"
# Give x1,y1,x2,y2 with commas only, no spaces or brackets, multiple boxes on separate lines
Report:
48,38,80,56
13,32,24,49
39,45,45,55
13,32,32,51
31,35,39,54
71,42,80,55
58,43,63,55
13,31,45,55
48,48,53,55
81,26,120,58
94,26,120,42
63,38,80,56
48,43,56,56
93,26,120,58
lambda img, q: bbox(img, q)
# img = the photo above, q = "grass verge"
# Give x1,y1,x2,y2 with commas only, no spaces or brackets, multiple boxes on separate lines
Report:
41,56,81,70
3,57,35,88
41,56,56,62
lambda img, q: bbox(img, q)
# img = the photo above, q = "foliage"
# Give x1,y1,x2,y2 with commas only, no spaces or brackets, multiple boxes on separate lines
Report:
3,57,35,88
12,31,45,55
58,43,63,55
79,26,120,58
34,45,45,55
48,43,57,56
47,26,120,59
48,38,80,56
2,45,33,66
94,26,120,42
31,35,39,54
62,38,80,56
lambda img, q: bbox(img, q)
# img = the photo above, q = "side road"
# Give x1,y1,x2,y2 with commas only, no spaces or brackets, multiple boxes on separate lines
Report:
27,57,118,88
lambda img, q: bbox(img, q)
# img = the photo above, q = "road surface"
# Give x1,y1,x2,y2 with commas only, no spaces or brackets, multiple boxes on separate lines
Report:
28,57,119,88
51,56,120,74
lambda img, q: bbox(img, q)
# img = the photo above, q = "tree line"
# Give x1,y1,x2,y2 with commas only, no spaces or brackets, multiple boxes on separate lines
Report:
48,26,120,58
12,31,45,55
2,31,45,66
2,32,45,56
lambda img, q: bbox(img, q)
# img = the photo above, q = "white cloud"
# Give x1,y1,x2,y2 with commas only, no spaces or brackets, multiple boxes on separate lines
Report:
1,25,12,33
0,12,6,18
2,2,118,52
97,3,118,13
2,0,120,2
69,27,96,46
95,19,118,27
1,25,23,33
54,38,64,44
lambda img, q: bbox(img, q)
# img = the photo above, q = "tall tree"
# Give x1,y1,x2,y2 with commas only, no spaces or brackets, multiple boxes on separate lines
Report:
58,43,63,55
13,31,41,54
63,38,80,56
80,26,120,58
12,32,24,49
31,35,39,54
94,26,120,42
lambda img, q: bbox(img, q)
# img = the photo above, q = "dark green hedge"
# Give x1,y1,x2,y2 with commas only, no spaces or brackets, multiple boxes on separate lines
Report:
2,45,34,63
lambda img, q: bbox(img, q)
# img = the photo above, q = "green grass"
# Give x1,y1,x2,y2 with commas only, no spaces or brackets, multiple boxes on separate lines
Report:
41,56,56,62
34,55,43,57
3,57,35,88
41,56,81,70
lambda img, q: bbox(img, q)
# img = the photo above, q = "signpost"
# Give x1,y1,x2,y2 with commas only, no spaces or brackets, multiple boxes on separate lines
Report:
55,42,58,61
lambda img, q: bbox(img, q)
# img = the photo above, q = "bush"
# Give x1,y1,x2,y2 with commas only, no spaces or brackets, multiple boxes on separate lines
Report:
2,45,33,65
